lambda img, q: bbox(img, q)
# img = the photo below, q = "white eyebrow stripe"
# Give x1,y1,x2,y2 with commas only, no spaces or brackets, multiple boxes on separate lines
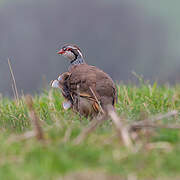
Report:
67,46,74,49
77,49,83,57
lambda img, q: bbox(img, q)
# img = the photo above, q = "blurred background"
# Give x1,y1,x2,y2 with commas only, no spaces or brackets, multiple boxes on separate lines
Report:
0,0,180,96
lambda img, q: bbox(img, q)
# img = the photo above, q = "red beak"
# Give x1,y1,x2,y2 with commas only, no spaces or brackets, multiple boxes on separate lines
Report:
57,49,65,55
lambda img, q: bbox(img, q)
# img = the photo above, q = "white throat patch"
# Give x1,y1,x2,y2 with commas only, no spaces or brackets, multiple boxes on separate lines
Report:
63,51,75,60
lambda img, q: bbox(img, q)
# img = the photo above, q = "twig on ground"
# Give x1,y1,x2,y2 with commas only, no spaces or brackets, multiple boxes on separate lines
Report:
145,142,173,152
131,123,180,130
107,105,133,150
8,130,35,143
63,127,72,143
130,110,178,130
73,114,106,145
149,110,177,122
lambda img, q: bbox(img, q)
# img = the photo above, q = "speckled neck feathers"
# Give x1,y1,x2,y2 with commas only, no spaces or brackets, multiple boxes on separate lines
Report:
70,57,85,66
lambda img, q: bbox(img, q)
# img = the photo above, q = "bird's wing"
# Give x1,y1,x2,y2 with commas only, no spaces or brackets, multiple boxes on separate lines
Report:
68,64,117,106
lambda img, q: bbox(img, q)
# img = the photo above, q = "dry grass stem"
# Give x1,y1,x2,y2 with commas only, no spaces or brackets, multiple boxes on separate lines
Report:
48,90,62,127
25,94,44,142
123,86,131,105
77,84,80,112
8,58,19,102
89,86,105,114
11,83,16,101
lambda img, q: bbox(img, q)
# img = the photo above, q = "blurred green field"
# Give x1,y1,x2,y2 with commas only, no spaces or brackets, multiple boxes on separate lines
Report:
1,82,180,180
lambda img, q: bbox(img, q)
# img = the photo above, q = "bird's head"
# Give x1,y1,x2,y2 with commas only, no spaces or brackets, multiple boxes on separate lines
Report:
57,44,83,61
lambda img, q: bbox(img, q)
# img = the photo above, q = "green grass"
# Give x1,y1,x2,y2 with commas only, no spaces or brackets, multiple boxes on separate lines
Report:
1,83,180,179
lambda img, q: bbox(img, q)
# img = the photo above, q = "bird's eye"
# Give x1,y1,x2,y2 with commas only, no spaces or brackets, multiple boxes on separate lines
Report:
66,48,71,51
